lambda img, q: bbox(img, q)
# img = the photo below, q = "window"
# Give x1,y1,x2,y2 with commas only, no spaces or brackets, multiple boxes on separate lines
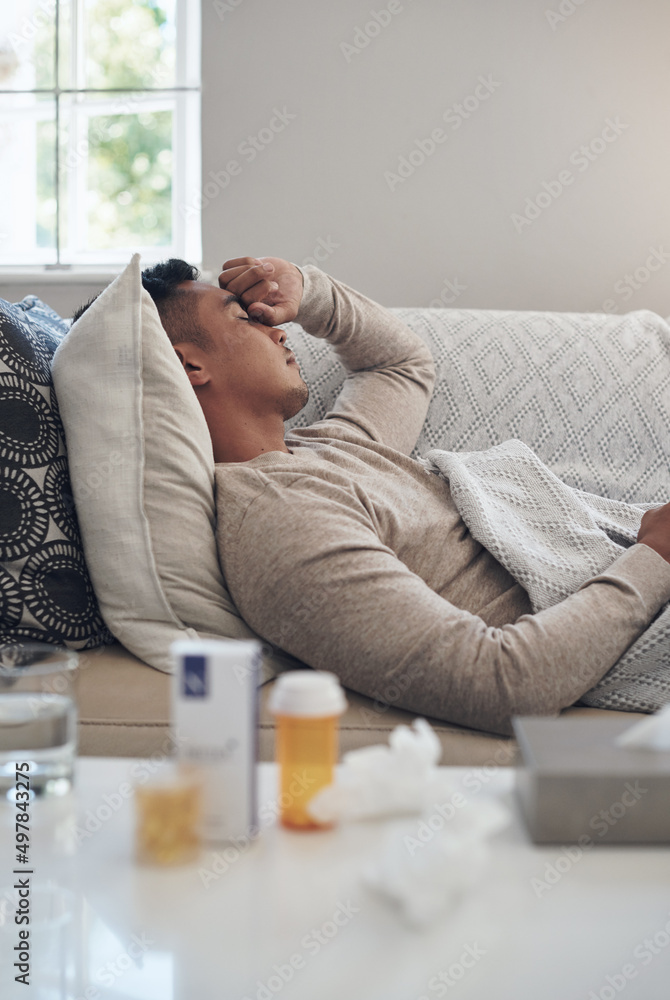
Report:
0,0,200,268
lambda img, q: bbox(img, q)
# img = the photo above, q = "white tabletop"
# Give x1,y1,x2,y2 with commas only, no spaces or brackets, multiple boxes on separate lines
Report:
1,757,670,1000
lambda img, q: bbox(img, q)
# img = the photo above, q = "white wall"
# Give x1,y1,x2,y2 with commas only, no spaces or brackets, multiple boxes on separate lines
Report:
0,279,112,317
5,0,670,317
200,0,670,314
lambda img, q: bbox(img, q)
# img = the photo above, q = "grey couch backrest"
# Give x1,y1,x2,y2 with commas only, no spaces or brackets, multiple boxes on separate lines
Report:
285,307,670,504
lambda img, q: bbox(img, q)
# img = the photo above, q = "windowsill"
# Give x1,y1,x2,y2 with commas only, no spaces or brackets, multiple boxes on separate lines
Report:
0,265,210,284
0,267,124,285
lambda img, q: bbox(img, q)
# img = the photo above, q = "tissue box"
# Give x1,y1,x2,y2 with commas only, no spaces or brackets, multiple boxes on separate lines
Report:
513,715,670,844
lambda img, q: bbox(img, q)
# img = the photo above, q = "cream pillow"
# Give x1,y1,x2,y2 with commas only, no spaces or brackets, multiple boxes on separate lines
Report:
52,254,288,677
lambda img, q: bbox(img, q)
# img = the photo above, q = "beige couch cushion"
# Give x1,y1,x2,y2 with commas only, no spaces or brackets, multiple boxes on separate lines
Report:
78,643,642,764
78,644,170,757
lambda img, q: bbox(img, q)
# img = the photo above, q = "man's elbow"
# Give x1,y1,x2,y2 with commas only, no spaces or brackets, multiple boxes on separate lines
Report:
407,344,436,405
417,340,436,387
492,673,589,737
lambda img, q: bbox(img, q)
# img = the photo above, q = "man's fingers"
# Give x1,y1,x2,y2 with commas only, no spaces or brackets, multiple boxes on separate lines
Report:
222,277,277,307
637,502,670,564
221,256,271,271
217,255,300,326
219,270,277,307
218,263,272,287
247,301,272,322
239,278,278,307
219,258,273,287
218,260,277,307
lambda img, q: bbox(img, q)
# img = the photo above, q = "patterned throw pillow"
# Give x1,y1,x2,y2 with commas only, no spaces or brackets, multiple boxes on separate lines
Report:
0,295,112,648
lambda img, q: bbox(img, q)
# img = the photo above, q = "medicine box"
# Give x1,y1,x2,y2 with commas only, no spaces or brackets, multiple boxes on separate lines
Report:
513,715,670,844
171,639,260,842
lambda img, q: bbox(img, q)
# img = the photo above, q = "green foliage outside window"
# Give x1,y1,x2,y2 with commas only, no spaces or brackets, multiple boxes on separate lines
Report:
87,109,172,248
33,0,175,252
83,0,173,91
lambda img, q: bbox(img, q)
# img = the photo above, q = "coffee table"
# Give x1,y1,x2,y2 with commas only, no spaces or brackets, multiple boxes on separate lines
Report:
1,757,669,999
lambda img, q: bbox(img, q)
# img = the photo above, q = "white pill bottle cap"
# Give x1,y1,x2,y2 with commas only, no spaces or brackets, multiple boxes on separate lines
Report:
268,670,347,718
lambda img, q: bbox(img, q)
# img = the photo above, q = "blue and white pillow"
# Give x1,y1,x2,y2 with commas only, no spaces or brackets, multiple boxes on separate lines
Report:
0,294,112,649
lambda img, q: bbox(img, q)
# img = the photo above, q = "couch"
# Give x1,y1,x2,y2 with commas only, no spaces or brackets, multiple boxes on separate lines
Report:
76,641,639,764
3,264,669,762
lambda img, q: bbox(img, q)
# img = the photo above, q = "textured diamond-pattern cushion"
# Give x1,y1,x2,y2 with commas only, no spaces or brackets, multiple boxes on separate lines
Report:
0,295,112,648
286,307,670,503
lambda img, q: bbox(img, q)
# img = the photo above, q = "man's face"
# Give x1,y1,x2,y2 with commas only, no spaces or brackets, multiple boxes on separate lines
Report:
180,280,309,420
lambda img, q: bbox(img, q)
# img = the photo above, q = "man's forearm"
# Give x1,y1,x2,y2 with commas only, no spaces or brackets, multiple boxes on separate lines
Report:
295,265,435,385
292,265,435,454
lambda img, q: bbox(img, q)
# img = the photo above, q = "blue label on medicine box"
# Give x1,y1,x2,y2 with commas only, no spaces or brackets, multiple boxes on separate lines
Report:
182,655,208,698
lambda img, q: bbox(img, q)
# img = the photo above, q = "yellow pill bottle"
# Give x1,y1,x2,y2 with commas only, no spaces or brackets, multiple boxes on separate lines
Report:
269,671,347,830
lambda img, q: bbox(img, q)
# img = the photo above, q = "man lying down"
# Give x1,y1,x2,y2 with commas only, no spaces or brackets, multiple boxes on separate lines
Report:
101,254,670,735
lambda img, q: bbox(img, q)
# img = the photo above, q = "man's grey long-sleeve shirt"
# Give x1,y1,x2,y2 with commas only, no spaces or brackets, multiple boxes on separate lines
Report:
215,266,670,735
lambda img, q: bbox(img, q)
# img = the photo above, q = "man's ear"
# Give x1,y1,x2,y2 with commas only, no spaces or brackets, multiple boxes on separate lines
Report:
173,344,210,388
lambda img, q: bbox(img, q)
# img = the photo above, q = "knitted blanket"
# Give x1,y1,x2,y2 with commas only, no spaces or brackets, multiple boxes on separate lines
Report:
421,439,670,712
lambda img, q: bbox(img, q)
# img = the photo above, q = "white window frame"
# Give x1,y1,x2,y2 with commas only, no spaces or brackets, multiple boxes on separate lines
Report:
0,0,201,278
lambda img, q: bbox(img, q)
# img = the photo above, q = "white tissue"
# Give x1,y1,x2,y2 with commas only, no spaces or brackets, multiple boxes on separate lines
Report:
307,717,510,926
615,703,670,751
307,718,458,823
363,798,509,926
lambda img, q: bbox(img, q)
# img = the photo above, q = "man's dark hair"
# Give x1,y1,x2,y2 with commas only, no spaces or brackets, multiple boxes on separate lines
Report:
141,258,211,349
71,295,100,324
70,257,211,349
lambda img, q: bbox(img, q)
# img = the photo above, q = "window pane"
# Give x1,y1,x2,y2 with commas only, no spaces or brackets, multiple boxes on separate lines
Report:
82,0,177,90
0,0,56,90
0,1,199,267
0,94,56,264
59,93,173,260
88,108,173,248
37,117,58,247
56,0,73,92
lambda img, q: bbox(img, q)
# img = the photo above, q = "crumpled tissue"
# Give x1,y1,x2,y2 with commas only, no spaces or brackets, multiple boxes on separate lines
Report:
615,702,670,751
307,718,509,926
363,798,508,926
307,717,461,823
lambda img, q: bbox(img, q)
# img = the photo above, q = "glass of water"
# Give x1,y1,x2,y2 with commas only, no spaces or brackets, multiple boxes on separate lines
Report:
0,643,79,798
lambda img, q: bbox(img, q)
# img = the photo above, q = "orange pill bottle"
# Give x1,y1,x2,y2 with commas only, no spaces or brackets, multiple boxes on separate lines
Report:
268,671,347,830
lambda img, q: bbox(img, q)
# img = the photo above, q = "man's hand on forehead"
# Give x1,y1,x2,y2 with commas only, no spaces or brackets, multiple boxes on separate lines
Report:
218,256,304,327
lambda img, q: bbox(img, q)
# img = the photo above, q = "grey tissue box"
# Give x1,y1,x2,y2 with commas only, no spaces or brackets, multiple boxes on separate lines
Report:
512,715,670,844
